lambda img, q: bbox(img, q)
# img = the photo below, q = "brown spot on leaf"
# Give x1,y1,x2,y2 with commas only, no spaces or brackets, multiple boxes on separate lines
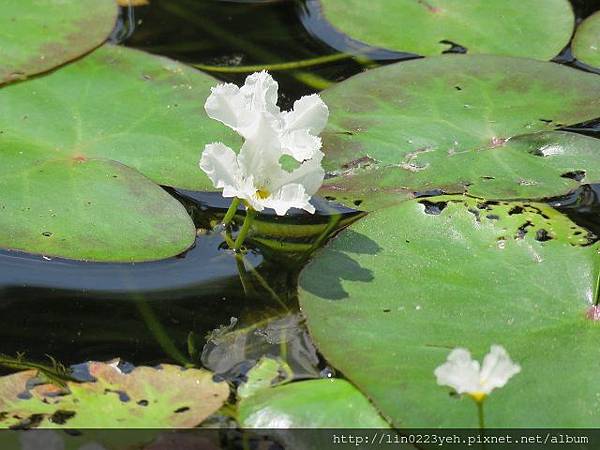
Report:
72,154,87,162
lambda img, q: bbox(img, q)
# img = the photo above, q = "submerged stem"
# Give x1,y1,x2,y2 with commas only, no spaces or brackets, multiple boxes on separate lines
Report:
222,197,241,226
159,0,334,90
135,299,191,367
193,53,355,73
235,252,255,297
234,208,256,251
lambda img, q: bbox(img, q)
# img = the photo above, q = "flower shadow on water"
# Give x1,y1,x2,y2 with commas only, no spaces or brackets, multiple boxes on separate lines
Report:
299,229,381,300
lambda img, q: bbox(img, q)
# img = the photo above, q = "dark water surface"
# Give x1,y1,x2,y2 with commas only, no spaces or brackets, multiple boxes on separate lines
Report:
1,0,599,386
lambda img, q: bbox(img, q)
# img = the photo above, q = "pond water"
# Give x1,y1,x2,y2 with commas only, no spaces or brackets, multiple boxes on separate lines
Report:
1,0,600,431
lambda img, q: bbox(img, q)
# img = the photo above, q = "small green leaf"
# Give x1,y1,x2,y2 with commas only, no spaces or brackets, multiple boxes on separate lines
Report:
238,357,293,400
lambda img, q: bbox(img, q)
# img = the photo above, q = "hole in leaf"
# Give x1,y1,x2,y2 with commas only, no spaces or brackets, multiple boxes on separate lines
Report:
174,406,190,413
467,207,481,221
17,391,32,400
476,200,500,211
515,221,534,239
414,189,446,198
560,170,586,182
104,389,130,402
440,40,468,54
50,410,76,425
418,200,448,215
341,155,378,170
535,229,553,242
11,413,44,430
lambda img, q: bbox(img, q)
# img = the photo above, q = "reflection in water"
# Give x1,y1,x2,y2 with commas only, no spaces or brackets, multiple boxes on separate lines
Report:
202,313,322,383
0,187,360,377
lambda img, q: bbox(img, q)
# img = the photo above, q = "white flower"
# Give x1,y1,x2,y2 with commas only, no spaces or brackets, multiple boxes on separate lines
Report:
434,345,521,402
200,71,327,216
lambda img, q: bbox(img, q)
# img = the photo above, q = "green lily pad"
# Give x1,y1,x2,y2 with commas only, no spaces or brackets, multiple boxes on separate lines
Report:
0,153,195,262
0,0,118,85
0,361,229,428
318,0,573,60
239,367,389,428
318,55,600,210
238,358,390,448
0,44,239,190
299,196,600,427
0,44,240,261
573,11,600,69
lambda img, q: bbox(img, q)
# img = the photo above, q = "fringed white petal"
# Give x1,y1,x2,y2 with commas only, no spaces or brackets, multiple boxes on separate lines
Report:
237,114,283,179
204,83,248,132
239,71,281,118
235,176,266,212
204,72,281,139
199,143,241,195
261,183,315,216
280,129,322,162
283,93,329,135
480,345,521,393
434,348,481,395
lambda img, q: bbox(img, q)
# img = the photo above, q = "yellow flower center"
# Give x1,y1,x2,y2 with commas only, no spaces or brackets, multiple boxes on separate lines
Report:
256,189,270,199
469,392,486,403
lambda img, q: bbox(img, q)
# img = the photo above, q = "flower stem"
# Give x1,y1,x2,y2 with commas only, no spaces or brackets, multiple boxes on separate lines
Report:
222,197,241,226
476,400,485,429
234,208,256,251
